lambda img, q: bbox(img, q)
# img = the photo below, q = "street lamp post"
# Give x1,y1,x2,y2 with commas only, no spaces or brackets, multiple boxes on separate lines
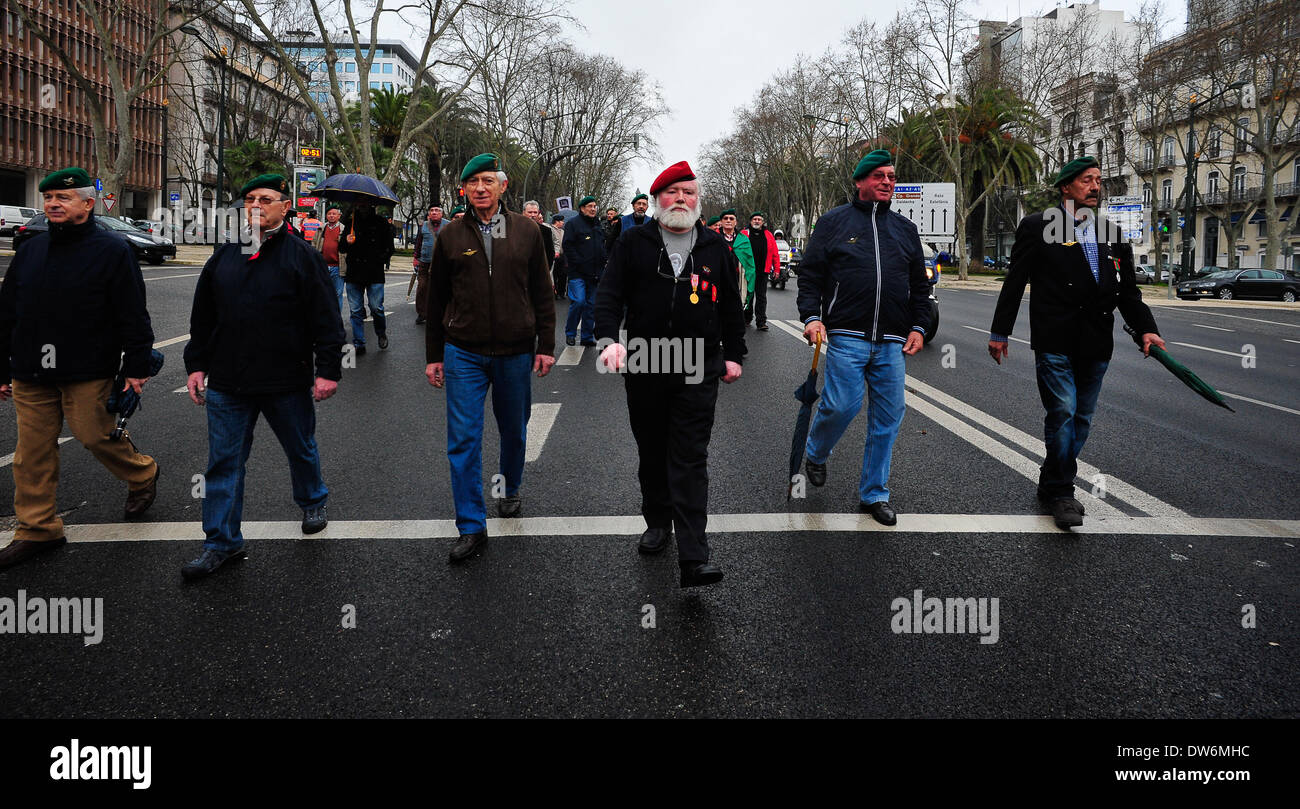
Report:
181,25,228,252
1179,79,1246,298
531,108,587,205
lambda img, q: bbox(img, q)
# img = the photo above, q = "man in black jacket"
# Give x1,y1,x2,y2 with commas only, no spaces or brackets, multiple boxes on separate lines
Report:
797,150,931,526
563,195,606,346
0,167,160,570
594,161,745,588
339,203,394,354
988,156,1163,529
181,174,345,579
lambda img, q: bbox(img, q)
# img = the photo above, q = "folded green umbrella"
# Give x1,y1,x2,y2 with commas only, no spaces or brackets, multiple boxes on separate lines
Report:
1124,325,1234,412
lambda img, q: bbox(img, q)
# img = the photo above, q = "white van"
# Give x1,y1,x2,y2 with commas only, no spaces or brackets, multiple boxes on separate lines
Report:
0,205,39,236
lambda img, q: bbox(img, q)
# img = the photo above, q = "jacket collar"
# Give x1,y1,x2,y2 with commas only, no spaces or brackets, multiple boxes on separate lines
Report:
49,214,97,243
851,196,892,215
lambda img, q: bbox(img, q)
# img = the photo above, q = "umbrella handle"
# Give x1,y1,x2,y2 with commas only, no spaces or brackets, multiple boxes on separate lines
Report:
811,332,824,372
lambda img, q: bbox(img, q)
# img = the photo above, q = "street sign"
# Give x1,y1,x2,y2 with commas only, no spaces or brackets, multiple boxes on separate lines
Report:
555,196,572,211
1178,215,1186,229
169,192,181,203
1102,196,1145,243
102,194,116,212
297,196,320,208
893,183,955,241
299,146,323,161
94,178,103,192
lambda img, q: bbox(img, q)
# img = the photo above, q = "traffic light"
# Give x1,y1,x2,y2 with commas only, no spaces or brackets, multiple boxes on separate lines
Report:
1158,216,1172,234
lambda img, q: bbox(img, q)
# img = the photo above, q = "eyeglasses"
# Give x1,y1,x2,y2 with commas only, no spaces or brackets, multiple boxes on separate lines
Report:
655,246,696,282
244,195,286,205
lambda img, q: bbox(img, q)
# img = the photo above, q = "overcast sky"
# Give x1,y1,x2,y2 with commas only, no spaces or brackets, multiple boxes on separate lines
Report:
554,0,1184,208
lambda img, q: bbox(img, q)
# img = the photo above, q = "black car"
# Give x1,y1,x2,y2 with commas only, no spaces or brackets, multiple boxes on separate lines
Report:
13,213,176,264
1177,269,1299,302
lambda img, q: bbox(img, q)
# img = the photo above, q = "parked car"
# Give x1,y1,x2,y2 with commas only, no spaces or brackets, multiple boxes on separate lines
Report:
1134,264,1158,283
1177,269,1299,302
132,219,166,236
0,205,39,236
14,213,177,264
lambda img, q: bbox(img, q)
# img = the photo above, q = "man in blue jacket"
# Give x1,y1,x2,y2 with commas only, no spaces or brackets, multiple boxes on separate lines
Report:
181,174,345,579
562,195,606,346
797,150,930,525
620,193,652,232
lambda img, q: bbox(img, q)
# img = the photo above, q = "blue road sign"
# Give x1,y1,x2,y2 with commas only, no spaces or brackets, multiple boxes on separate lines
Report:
169,192,181,202
94,178,103,192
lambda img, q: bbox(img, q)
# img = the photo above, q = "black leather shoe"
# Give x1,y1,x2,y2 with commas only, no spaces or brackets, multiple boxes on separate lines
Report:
378,334,389,349
757,323,769,331
0,537,67,570
415,316,427,325
124,463,160,519
565,337,576,346
805,459,827,487
680,561,724,588
1050,497,1084,529
181,547,247,580
497,495,521,518
860,500,897,526
637,527,671,555
302,504,328,534
448,531,487,563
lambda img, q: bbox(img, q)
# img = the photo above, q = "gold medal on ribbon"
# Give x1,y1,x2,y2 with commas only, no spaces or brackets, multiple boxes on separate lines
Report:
690,273,700,304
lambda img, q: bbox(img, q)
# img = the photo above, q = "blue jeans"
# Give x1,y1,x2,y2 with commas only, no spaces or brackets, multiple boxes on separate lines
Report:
327,265,345,314
443,342,533,535
201,387,328,552
1035,352,1108,500
805,337,906,504
565,277,595,342
346,281,386,347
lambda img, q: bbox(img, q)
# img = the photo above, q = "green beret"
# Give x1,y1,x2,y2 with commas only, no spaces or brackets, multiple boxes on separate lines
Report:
706,216,721,226
852,149,893,180
578,195,597,208
750,211,766,220
38,167,93,192
237,174,290,199
460,153,500,182
719,208,736,218
450,205,466,216
631,193,648,204
1052,155,1100,187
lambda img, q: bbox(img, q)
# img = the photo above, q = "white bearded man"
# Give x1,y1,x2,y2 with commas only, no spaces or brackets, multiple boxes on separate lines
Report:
592,161,746,588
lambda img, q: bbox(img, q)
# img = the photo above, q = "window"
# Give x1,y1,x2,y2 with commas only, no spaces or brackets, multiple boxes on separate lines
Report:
1163,136,1175,160
1144,142,1154,163
1236,117,1249,151
345,62,356,73
1233,165,1247,194
1161,179,1172,203
1207,127,1222,158
383,82,392,92
383,62,393,74
369,81,379,90
1207,170,1220,195
1143,183,1152,204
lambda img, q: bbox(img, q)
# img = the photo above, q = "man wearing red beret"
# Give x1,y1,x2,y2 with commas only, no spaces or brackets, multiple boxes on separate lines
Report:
594,161,746,588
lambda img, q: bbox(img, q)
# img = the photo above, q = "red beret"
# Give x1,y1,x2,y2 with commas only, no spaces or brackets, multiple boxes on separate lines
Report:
650,161,696,196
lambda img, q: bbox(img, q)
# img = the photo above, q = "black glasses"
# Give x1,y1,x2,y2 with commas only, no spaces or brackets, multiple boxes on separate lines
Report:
655,246,696,282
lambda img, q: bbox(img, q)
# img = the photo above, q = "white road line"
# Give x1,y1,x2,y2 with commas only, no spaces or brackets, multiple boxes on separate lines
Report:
172,386,188,394
1192,324,1234,332
1170,341,1245,357
12,513,1297,543
904,376,1189,518
143,273,200,282
961,324,1030,345
556,346,585,365
905,394,1125,521
153,334,189,349
1285,339,1300,345
1218,391,1300,417
525,402,561,462
0,436,74,468
1181,311,1299,328
771,318,1188,518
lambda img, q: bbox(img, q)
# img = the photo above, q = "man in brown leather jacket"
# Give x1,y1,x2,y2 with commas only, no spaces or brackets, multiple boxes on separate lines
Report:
424,153,556,563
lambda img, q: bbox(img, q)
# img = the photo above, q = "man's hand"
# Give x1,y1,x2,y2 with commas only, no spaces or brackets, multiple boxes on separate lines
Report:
313,377,338,401
722,361,743,383
600,342,627,373
534,354,555,377
426,362,445,388
123,376,149,394
346,232,356,244
988,340,1009,364
0,384,11,402
1140,332,1166,357
186,371,207,405
803,319,826,346
413,257,419,268
902,332,924,356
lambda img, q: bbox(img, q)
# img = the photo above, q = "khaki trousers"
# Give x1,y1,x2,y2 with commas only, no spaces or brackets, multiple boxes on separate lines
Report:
10,378,157,542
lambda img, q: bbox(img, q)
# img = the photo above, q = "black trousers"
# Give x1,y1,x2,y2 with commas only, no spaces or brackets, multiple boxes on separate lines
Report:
623,356,722,563
752,271,768,326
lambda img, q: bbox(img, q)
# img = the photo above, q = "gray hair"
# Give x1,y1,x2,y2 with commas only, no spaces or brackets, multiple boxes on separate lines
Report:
73,187,96,201
497,170,508,184
522,199,540,211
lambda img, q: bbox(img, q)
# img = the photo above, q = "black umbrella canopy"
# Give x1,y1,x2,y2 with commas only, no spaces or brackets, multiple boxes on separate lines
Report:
310,173,400,206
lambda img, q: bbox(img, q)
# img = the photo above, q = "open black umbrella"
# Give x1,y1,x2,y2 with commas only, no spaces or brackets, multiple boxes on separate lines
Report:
788,332,825,498
309,173,400,206
106,349,166,440
1124,325,1234,412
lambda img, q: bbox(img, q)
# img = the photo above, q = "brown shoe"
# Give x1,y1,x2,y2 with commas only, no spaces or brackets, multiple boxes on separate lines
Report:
0,537,68,570
125,463,160,519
